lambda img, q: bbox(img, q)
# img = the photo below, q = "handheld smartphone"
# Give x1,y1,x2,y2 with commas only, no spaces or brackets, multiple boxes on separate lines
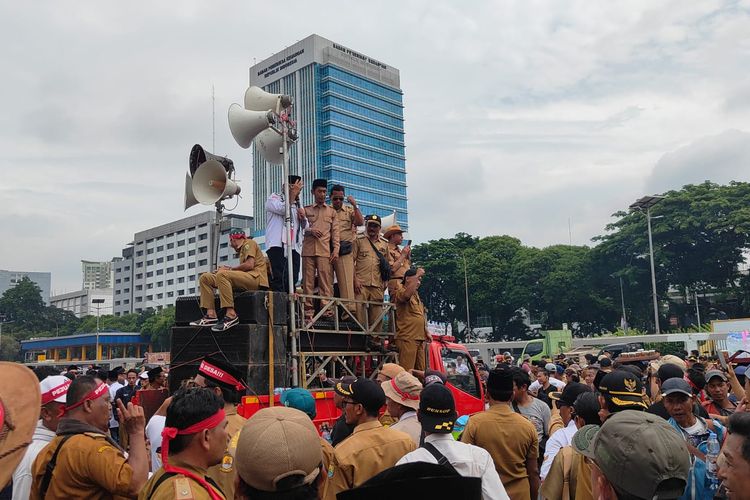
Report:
403,239,411,247
718,350,729,370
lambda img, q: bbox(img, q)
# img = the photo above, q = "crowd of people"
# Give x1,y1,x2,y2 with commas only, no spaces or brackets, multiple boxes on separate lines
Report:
4,348,750,499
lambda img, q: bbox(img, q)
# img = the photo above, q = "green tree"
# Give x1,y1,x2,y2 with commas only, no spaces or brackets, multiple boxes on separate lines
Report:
140,307,175,351
0,276,47,332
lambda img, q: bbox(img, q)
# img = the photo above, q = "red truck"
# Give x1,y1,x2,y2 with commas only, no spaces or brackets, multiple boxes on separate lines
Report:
238,334,485,428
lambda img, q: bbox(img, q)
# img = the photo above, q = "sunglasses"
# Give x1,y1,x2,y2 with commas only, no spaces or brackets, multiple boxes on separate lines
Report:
331,197,344,201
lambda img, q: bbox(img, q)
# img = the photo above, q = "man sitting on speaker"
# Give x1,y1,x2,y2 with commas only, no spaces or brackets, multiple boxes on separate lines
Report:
192,228,269,332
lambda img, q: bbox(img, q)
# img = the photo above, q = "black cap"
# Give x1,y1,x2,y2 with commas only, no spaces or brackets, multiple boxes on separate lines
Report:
423,369,447,387
333,376,357,397
147,366,164,381
343,378,385,413
419,383,457,433
549,382,592,407
364,214,382,226
599,358,612,368
487,366,514,392
599,370,647,410
312,178,327,190
661,378,693,397
657,363,685,383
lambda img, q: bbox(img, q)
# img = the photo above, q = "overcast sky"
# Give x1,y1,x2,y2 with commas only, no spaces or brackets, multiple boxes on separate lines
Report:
2,1,750,294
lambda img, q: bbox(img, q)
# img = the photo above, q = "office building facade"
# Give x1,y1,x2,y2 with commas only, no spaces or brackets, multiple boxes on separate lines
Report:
81,260,113,289
0,270,51,305
50,288,114,318
249,34,408,238
112,211,254,316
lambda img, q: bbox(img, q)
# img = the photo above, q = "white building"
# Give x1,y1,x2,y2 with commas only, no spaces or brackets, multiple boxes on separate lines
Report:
0,270,52,305
50,288,114,318
81,260,113,289
112,211,254,315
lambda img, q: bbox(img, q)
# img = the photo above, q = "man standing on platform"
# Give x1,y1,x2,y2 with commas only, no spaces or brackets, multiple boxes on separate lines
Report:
353,215,389,331
266,175,306,293
392,268,431,372
385,224,411,287
330,185,364,318
302,179,340,322
192,228,269,332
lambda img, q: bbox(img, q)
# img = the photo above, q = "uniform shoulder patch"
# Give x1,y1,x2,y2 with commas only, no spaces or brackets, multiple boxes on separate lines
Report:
173,476,194,500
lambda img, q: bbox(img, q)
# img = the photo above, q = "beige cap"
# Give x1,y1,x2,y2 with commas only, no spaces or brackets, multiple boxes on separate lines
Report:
235,406,322,492
381,371,423,410
660,354,687,371
379,363,405,381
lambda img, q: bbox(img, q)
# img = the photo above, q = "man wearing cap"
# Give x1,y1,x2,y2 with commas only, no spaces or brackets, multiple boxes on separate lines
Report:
330,185,364,317
192,228,269,332
302,179,340,321
12,375,70,500
384,224,410,286
572,410,691,500
462,367,540,499
382,371,423,444
391,268,431,371
396,383,510,500
235,406,324,499
330,375,358,446
662,377,726,499
266,175,306,292
647,363,710,421
597,370,648,422
328,378,416,498
31,375,149,499
703,369,739,424
140,387,229,500
541,382,592,480
193,356,248,500
352,214,389,330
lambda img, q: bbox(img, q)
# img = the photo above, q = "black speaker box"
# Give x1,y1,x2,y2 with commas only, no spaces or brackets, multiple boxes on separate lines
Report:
297,331,368,353
174,291,288,326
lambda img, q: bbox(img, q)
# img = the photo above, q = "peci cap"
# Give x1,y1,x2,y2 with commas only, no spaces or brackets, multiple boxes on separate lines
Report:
549,382,592,407
661,378,693,398
235,407,322,492
383,225,404,239
381,372,422,411
342,378,386,413
598,370,647,409
705,369,728,383
378,363,405,381
281,388,316,419
40,375,71,405
312,178,327,190
364,214,382,227
572,411,690,499
419,383,457,434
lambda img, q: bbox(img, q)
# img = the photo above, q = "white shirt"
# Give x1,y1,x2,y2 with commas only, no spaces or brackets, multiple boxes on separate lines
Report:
529,378,565,393
457,363,470,375
145,414,166,472
12,420,56,500
265,192,305,253
540,419,578,479
109,381,124,428
396,433,510,500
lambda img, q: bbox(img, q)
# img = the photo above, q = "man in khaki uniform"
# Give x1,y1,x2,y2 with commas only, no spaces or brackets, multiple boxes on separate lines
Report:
139,388,229,500
352,215,388,330
193,228,269,332
31,375,149,499
327,378,416,499
384,224,411,288
330,185,364,317
302,179,340,321
391,268,431,371
192,356,248,500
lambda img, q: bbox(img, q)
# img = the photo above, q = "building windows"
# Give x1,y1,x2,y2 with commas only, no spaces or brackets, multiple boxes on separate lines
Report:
178,240,185,247
188,250,196,256
123,288,130,293
136,262,143,268
157,281,163,287
156,269,163,276
124,266,130,271
188,263,196,269
166,267,174,273
167,279,174,285
188,237,196,244
167,243,174,249
147,271,154,278
156,257,164,264
124,299,129,304
198,259,208,266
156,245,164,252
136,273,143,279
115,300,120,306
157,293,163,299
178,277,185,284
115,279,121,284
146,260,153,266
147,295,153,301
188,288,195,294
136,285,143,291
167,255,174,261
178,290,185,296
177,265,185,271
198,246,207,254
147,249,154,255
189,275,196,282
220,242,228,249
220,255,228,262
124,277,130,282
177,252,185,258
135,297,142,302
147,284,153,289
136,251,144,257
198,233,208,241
115,289,121,295
167,291,174,298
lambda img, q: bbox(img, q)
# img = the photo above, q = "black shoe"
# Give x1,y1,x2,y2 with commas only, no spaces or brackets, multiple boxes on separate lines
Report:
190,316,218,326
211,315,239,332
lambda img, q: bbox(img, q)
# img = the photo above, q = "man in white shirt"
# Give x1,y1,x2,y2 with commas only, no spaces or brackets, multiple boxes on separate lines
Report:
382,371,423,445
397,383,510,500
12,375,70,500
528,363,565,394
107,368,125,443
541,382,592,479
456,356,470,375
266,175,306,292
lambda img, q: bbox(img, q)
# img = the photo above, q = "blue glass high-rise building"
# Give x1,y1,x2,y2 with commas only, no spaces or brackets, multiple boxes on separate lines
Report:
249,34,407,237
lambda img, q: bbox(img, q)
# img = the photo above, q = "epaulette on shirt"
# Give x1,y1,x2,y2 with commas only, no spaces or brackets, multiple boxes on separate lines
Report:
172,476,194,500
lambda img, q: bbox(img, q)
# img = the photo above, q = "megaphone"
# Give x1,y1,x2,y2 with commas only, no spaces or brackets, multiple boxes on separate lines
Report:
228,104,275,149
189,144,234,176
191,159,241,205
244,86,292,112
254,127,287,164
184,172,199,210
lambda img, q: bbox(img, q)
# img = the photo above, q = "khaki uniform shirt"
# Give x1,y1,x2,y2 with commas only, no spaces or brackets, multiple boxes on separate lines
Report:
319,437,336,500
352,235,388,288
327,420,416,499
540,447,593,500
335,205,357,243
206,407,245,500
139,459,227,500
302,203,340,257
31,431,134,500
388,243,411,280
461,403,539,500
238,239,269,288
392,282,429,341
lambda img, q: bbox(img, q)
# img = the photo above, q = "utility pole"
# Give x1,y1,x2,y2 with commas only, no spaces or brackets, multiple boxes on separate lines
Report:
695,289,701,331
462,253,471,342
630,195,664,334
619,277,628,334
92,298,105,361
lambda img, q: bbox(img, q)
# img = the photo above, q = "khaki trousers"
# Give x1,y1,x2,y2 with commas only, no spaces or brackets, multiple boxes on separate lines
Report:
303,256,333,315
396,339,425,371
356,285,384,331
333,252,356,313
199,270,262,309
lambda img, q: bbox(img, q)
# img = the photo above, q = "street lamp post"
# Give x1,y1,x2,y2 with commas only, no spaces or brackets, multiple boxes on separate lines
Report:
629,195,664,334
92,298,105,360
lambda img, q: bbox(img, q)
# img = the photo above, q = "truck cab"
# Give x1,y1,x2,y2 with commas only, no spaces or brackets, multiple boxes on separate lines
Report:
519,329,573,364
427,335,485,417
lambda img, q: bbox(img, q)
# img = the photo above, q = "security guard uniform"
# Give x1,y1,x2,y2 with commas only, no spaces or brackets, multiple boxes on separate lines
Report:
30,429,134,500
302,202,340,318
138,459,227,500
391,280,430,371
333,204,357,314
205,406,245,500
198,238,269,310
352,234,388,330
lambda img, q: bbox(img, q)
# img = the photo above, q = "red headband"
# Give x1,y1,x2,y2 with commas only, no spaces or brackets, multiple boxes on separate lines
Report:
199,360,245,391
390,378,420,401
63,382,108,413
41,379,71,405
161,408,226,500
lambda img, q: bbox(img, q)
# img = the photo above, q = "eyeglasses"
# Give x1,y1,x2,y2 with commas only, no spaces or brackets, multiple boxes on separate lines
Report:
342,400,360,406
331,197,344,201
